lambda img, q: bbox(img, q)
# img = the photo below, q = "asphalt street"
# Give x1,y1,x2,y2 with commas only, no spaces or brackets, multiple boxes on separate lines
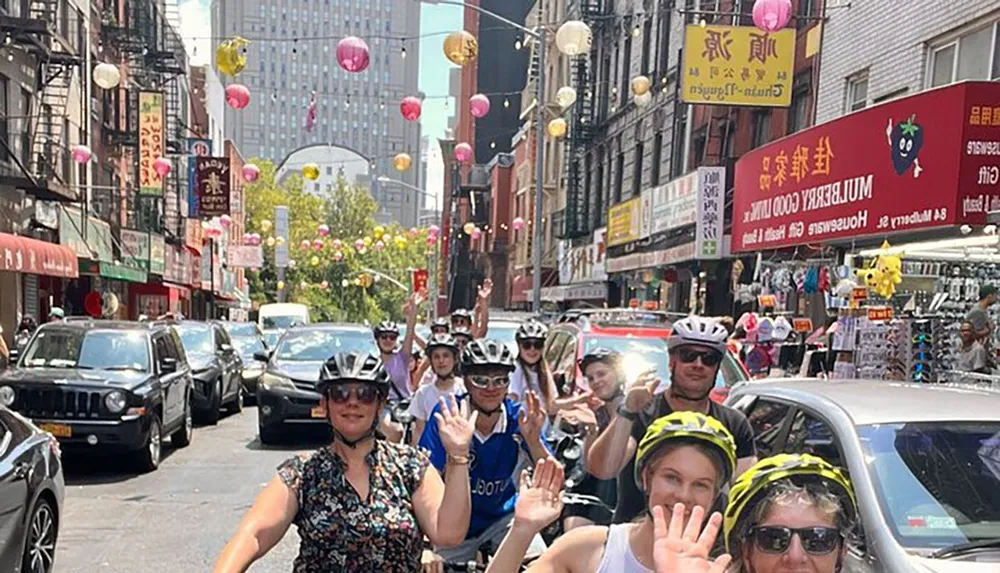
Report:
53,406,326,572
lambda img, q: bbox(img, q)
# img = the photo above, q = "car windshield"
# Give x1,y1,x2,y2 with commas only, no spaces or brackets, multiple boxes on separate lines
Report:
22,329,150,372
583,336,732,389
264,331,282,348
223,323,259,337
488,322,520,354
231,336,265,357
858,422,1000,550
261,315,302,329
276,329,376,361
173,324,214,354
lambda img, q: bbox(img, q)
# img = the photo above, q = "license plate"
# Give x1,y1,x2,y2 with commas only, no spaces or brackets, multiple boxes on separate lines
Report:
310,406,326,419
40,423,72,438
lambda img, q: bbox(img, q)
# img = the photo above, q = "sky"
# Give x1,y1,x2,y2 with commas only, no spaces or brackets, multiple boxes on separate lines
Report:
177,0,462,212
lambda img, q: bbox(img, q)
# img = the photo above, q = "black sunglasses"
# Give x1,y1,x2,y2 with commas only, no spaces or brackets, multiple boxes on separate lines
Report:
467,375,511,390
674,347,723,367
378,333,398,341
519,340,544,350
326,386,382,405
750,526,841,555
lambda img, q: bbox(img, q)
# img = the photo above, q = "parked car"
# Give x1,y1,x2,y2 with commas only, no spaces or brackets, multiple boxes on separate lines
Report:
545,312,748,401
231,335,267,397
255,324,376,444
0,405,64,573
484,319,522,355
164,320,243,424
727,379,1000,572
0,320,193,472
220,321,263,339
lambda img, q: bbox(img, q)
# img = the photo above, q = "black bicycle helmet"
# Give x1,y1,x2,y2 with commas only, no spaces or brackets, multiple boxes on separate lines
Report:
452,326,474,342
316,352,391,396
426,333,459,356
373,320,400,337
461,339,516,373
431,317,451,333
578,347,624,372
515,319,548,342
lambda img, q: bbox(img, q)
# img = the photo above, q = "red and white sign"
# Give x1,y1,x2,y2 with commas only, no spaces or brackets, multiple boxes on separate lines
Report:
732,81,1000,253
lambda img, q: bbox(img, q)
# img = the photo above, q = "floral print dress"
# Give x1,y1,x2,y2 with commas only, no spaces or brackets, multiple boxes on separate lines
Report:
277,439,431,572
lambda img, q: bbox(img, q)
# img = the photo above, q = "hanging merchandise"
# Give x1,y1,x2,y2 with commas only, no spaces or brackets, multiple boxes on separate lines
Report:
443,30,479,66
305,91,318,132
400,96,422,121
216,36,251,76
802,266,819,294
337,36,371,72
469,94,491,118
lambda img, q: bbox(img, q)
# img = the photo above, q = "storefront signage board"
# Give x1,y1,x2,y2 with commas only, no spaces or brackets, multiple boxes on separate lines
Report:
696,166,726,258
195,156,232,217
607,197,643,247
227,246,263,268
645,171,698,236
138,91,165,197
733,81,1000,253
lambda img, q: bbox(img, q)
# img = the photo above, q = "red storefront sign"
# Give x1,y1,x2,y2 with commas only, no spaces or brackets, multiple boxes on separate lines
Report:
0,233,78,278
732,81,1000,252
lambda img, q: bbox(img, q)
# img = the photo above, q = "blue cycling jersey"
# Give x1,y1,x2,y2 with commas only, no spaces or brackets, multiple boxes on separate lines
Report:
419,394,541,539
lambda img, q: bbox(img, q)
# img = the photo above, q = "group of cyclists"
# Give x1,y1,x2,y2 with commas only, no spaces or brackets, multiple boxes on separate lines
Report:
213,293,858,573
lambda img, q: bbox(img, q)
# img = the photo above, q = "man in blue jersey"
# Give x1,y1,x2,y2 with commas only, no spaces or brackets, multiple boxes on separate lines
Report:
419,338,552,565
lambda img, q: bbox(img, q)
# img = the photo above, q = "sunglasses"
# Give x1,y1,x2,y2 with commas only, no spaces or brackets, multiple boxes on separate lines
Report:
467,375,511,390
674,347,723,367
750,526,841,555
378,334,398,343
326,385,382,404
519,340,544,350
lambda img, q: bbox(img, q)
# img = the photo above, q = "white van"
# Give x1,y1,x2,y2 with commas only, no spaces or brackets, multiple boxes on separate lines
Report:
258,303,310,331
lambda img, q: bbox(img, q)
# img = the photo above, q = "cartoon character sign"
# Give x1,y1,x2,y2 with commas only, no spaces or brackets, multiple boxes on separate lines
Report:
886,114,924,178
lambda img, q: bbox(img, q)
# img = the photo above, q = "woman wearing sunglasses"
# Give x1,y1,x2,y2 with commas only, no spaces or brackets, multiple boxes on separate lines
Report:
214,352,476,573
648,453,857,573
510,320,558,415
484,411,737,573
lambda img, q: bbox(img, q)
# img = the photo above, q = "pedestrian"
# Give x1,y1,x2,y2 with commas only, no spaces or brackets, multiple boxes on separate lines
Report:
967,284,997,344
957,321,991,374
48,307,65,322
213,352,476,572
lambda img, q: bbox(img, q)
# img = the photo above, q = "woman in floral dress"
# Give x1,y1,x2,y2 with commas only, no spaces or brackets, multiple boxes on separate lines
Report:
213,351,478,572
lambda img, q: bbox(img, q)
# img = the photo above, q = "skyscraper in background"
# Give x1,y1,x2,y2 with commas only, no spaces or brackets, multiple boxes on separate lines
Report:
210,0,423,227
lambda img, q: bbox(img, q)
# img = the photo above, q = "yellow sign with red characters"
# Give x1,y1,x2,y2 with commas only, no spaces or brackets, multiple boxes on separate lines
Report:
682,25,795,107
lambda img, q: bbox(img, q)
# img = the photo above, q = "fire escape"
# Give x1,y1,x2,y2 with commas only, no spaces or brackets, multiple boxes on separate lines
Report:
99,0,187,241
562,0,607,240
0,0,84,202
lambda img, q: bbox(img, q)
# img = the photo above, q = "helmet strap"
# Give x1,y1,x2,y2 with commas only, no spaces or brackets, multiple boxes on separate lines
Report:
332,427,376,449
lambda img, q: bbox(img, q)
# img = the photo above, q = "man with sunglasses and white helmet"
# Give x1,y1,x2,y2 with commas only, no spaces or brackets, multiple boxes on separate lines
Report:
419,338,552,568
585,315,757,524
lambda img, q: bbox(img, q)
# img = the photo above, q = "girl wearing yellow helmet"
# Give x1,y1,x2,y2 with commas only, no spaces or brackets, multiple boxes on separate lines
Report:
651,453,858,573
484,411,736,573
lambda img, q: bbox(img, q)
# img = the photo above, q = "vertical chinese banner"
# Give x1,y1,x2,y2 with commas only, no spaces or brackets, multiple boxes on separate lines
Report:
138,92,165,196
412,269,428,294
696,166,726,259
186,138,212,217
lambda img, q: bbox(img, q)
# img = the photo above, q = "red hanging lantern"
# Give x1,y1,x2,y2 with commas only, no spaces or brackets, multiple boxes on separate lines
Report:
400,96,422,121
752,0,792,32
336,36,371,73
225,84,251,109
153,157,172,177
454,142,473,163
243,163,261,182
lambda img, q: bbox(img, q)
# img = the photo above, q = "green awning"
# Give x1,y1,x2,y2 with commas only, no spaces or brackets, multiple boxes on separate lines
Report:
98,262,148,284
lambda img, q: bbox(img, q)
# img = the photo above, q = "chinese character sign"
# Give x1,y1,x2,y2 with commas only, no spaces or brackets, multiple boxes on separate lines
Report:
187,138,212,217
696,167,726,259
606,197,643,247
682,25,795,107
138,92,165,196
195,156,232,217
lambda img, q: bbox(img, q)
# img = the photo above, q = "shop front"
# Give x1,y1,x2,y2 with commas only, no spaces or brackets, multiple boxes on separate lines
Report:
605,167,730,313
0,231,78,337
162,244,195,318
542,228,609,309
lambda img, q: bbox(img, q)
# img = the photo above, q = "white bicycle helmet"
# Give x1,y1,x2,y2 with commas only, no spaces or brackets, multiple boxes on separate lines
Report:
668,316,730,353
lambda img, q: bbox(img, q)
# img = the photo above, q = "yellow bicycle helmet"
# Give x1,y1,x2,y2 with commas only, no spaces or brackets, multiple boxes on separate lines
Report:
635,411,737,490
723,453,857,553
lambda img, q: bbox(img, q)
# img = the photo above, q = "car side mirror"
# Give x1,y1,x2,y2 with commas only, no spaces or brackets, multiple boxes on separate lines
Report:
160,357,178,373
220,343,234,353
253,350,271,362
8,348,19,364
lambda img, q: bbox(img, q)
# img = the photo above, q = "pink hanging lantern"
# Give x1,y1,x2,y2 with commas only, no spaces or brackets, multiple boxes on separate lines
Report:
333,251,344,262
469,94,491,118
752,0,792,32
225,84,251,109
454,142,474,163
71,145,92,164
336,36,371,73
375,240,385,251
288,260,297,269
250,232,262,245
312,238,324,251
321,280,330,290
153,157,172,177
428,224,441,236
317,224,330,237
427,235,438,246
354,238,366,251
219,214,233,229
471,228,482,240
512,216,525,231
300,239,311,250
408,227,419,238
331,239,343,250
242,163,261,182
242,232,253,245
400,96,422,121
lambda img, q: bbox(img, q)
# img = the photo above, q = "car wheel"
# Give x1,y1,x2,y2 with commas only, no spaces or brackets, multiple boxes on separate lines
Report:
171,396,193,448
227,382,244,415
21,496,57,573
203,380,222,425
258,423,281,445
135,416,162,473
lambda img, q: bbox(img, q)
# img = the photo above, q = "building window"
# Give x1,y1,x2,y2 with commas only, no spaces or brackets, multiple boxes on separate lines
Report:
929,21,1000,87
594,151,605,227
845,74,868,112
692,128,707,167
0,75,8,162
873,87,908,104
752,110,772,149
656,8,671,78
796,0,814,29
651,132,663,186
620,36,632,107
641,19,653,75
614,151,624,205
788,72,812,134
632,142,644,197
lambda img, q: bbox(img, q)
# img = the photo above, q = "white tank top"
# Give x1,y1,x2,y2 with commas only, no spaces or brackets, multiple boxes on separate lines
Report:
597,524,652,573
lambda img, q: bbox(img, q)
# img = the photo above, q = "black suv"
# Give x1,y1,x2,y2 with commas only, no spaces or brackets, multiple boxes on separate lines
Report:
0,319,194,472
162,320,244,424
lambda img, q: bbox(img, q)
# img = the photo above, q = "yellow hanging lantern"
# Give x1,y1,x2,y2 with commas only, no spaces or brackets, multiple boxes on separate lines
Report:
310,255,320,266
260,219,272,233
392,153,412,172
276,280,285,290
363,236,373,247
265,236,276,247
547,117,568,139
302,163,320,180
275,236,286,246
373,226,385,240
443,30,479,66
215,36,250,77
382,233,393,244
463,222,476,235
631,75,651,96
395,235,408,247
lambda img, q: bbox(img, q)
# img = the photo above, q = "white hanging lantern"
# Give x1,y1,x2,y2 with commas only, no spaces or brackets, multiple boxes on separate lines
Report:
635,91,653,108
93,63,121,89
555,86,578,109
555,21,593,56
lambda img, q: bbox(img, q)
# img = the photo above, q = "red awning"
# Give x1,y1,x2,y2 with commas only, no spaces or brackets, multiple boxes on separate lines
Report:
0,233,78,278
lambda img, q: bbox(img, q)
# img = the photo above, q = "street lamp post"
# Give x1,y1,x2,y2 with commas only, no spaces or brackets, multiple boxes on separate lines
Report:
376,175,440,318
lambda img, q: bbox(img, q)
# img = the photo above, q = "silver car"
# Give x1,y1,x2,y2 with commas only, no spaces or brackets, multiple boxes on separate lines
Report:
727,379,1000,572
